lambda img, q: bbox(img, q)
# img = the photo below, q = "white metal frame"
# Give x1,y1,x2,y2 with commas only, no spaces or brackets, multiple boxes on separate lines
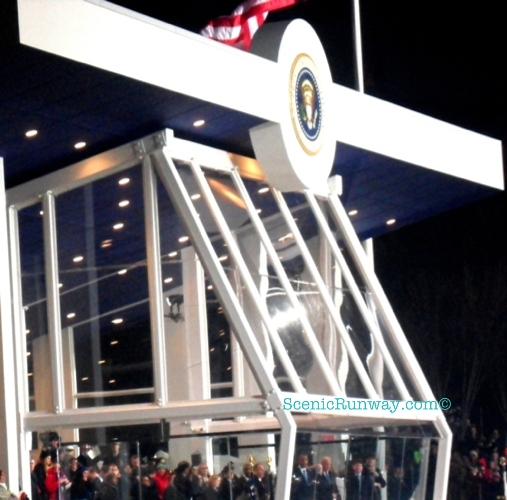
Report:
6,130,450,498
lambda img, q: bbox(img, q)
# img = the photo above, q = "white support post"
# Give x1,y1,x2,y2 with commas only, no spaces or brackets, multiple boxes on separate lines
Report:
42,192,65,413
0,160,21,489
142,156,168,406
8,205,31,493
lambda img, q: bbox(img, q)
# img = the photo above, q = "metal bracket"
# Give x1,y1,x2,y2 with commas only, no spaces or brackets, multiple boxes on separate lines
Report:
133,140,146,159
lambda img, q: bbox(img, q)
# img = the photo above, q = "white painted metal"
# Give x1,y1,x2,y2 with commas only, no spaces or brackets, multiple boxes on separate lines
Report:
181,246,211,434
304,191,411,401
229,168,344,396
7,205,31,492
188,159,306,394
142,156,168,406
23,397,268,431
42,192,66,413
0,162,21,490
272,189,379,399
75,388,154,399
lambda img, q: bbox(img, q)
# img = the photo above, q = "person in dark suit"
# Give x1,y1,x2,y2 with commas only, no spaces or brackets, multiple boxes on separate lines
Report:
291,454,317,500
364,458,385,500
316,457,340,500
346,461,372,500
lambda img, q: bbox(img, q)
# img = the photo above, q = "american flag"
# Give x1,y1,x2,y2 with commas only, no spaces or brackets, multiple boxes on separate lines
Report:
200,0,301,50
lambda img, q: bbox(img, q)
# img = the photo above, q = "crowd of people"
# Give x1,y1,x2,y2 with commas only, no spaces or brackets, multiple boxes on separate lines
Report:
1,417,504,500
445,412,507,500
24,443,410,500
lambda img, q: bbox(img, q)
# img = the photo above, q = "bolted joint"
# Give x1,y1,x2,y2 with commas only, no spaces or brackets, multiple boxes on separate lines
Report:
133,141,146,158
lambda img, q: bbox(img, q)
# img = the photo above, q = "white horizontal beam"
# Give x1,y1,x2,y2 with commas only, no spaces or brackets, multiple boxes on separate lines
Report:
331,85,504,189
23,397,267,431
17,0,503,190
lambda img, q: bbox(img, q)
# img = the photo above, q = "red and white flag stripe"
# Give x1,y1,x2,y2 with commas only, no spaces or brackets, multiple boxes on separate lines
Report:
200,0,301,50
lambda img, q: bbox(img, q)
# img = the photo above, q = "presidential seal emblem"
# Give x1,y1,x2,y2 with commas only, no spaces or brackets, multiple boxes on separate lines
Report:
249,20,334,192
290,53,323,155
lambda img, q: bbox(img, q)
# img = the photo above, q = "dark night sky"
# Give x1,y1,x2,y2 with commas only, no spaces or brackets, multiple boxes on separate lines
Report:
112,0,507,430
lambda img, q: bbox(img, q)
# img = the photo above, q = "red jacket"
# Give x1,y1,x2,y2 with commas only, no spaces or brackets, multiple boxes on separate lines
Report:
44,467,59,500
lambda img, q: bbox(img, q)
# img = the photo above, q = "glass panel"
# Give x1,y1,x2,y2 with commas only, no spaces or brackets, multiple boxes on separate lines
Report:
19,202,47,412
27,428,438,500
55,165,154,407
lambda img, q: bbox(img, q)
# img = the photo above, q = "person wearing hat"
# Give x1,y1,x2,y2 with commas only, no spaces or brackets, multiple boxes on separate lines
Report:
152,461,171,500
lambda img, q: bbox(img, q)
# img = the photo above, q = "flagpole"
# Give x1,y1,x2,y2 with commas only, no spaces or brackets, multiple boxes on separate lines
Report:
352,0,364,93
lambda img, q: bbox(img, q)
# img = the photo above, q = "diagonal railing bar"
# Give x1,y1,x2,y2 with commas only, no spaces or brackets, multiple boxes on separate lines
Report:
229,167,344,396
304,190,411,401
271,188,379,399
152,148,295,500
326,187,453,499
188,159,306,394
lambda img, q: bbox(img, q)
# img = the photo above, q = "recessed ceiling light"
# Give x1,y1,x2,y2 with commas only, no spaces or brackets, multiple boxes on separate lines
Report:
110,340,119,345
28,373,33,377
118,269,127,275
178,236,189,243
164,277,173,284
40,211,44,216
74,141,86,149
98,360,106,365
26,352,31,357
207,285,213,290
118,177,130,185
101,239,113,248
113,223,124,230
348,209,358,216
67,312,76,319
25,129,38,138
256,208,262,214
190,193,201,200
193,119,205,127
73,255,84,263
58,283,63,288
118,200,129,208
386,218,396,225
109,379,116,384
218,255,228,262
168,251,177,258
81,377,89,381
111,318,123,324
258,187,269,194
25,329,30,335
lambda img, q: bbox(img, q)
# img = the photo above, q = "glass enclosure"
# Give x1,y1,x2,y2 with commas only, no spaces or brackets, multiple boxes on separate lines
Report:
9,132,449,500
